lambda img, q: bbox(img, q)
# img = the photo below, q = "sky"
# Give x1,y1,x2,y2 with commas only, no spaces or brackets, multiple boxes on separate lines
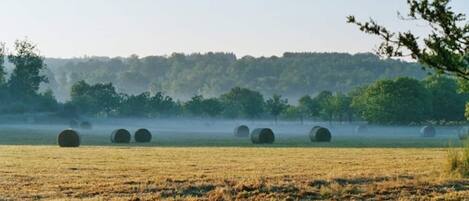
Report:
1,0,468,58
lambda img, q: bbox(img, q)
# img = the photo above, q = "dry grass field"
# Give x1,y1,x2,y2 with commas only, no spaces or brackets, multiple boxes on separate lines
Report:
1,146,469,200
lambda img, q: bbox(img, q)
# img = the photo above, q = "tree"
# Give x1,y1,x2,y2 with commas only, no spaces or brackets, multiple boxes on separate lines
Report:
148,92,180,117
265,94,288,123
349,86,368,120
70,81,121,116
355,77,432,124
348,0,468,79
329,93,353,122
423,75,468,121
220,87,264,119
7,39,48,99
0,42,6,86
298,95,320,119
280,105,303,123
184,95,205,116
44,52,425,102
119,92,151,117
0,43,7,106
313,91,334,122
201,98,224,118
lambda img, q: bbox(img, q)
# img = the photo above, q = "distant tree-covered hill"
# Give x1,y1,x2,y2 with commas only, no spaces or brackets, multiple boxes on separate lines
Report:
43,52,427,102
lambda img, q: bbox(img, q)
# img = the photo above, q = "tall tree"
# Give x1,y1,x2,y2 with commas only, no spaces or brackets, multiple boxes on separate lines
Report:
0,42,6,86
7,39,47,99
298,95,320,119
184,95,205,116
220,87,264,119
265,94,288,123
329,93,353,122
348,0,468,79
70,81,121,116
201,98,224,118
313,91,334,122
355,77,432,124
423,75,468,121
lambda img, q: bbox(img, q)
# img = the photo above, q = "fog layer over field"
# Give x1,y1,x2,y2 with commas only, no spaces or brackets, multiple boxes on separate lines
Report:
0,116,463,147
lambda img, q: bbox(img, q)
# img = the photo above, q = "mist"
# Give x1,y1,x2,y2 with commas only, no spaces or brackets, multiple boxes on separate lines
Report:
0,114,461,148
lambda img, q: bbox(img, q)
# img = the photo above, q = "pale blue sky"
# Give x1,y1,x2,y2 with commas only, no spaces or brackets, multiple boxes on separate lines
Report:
1,0,468,58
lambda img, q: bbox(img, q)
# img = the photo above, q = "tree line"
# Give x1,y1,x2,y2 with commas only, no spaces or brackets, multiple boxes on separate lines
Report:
43,51,426,101
66,75,467,125
0,39,467,125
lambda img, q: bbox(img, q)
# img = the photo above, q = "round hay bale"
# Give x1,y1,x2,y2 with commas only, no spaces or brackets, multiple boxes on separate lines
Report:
420,126,436,137
111,129,131,143
355,125,368,134
250,128,275,144
309,126,332,142
58,129,80,147
69,119,79,128
458,127,469,140
80,121,92,130
234,125,250,137
135,128,152,143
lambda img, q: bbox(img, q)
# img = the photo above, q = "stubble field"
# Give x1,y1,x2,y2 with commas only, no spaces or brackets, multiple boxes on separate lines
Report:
1,146,469,200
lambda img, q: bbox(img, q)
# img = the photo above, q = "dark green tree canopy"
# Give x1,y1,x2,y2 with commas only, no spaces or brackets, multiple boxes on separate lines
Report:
7,39,48,99
265,94,288,122
423,75,468,121
353,77,432,124
220,87,264,119
70,81,120,115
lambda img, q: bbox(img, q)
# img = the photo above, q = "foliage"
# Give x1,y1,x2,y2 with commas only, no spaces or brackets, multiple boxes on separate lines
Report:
423,75,468,121
219,87,264,119
184,95,205,116
43,52,426,101
265,94,288,122
353,77,432,124
298,95,319,118
7,39,48,100
0,42,6,86
0,40,58,113
70,81,121,116
348,0,468,79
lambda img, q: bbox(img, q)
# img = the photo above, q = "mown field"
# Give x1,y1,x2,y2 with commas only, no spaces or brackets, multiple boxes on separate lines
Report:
1,146,469,200
1,122,469,200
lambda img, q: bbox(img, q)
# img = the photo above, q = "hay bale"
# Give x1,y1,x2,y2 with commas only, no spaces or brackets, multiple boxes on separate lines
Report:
250,128,275,144
135,128,152,143
80,121,92,130
234,125,250,137
58,129,80,147
458,127,468,140
309,126,332,142
355,125,368,134
69,119,79,128
111,129,131,143
420,126,436,137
